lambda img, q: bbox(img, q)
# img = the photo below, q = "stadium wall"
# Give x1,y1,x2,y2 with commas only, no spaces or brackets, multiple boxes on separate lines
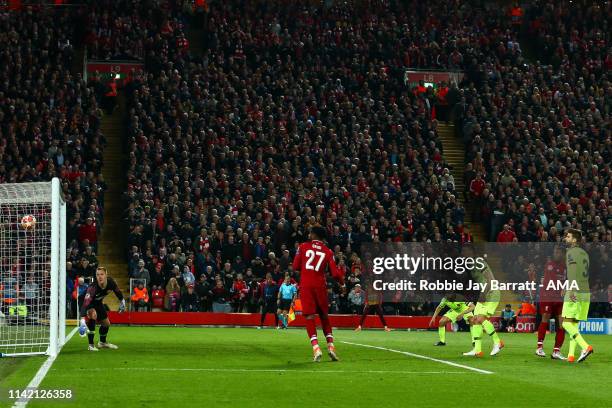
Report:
108,313,612,334
108,312,438,329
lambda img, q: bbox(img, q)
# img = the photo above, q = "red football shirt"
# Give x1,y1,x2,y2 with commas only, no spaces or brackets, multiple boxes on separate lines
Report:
292,240,344,288
539,260,566,302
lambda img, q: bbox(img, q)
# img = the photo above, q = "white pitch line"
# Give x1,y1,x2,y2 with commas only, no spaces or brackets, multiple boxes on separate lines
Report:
66,367,467,375
12,327,78,408
340,341,494,375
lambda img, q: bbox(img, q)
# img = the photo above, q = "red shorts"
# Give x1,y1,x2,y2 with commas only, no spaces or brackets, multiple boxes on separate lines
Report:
539,302,563,316
299,286,328,316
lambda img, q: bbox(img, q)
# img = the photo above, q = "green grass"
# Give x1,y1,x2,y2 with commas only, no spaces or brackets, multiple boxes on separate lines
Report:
1,327,611,408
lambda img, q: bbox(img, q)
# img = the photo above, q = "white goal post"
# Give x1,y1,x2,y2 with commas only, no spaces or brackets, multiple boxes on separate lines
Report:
0,178,66,357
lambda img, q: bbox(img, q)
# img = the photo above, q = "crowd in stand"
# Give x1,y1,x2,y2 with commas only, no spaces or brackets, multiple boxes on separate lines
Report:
122,0,498,313
462,0,610,246
84,0,191,62
0,6,109,318
1,1,609,318
118,0,610,316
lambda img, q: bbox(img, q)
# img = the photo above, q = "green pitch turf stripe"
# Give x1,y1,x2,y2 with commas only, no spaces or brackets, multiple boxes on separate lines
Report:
75,367,469,375
341,340,494,375
11,327,78,408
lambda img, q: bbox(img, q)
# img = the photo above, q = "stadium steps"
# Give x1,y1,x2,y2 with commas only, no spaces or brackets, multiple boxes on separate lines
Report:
187,24,205,56
98,94,129,309
438,122,487,242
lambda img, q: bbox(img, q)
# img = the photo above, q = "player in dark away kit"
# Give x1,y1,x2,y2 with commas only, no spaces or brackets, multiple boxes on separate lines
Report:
79,266,126,351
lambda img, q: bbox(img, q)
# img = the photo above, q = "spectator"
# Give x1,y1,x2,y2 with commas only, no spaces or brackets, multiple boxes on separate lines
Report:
131,281,150,312
210,280,231,313
348,284,365,314
181,265,195,287
151,285,166,311
131,259,151,284
497,224,517,243
231,273,249,312
181,284,201,312
164,278,181,311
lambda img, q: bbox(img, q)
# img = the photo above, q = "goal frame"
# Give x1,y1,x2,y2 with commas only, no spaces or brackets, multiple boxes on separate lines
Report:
0,178,66,357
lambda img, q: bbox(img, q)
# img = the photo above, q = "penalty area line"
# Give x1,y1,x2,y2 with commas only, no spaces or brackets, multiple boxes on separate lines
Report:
12,327,78,408
340,341,494,375
62,367,469,375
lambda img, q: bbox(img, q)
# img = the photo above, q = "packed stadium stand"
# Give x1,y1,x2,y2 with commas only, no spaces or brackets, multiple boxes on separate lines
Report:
1,0,609,317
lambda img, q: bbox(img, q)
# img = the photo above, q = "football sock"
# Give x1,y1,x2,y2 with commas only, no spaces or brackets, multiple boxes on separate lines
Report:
87,319,96,345
473,324,483,353
568,339,577,358
99,325,109,343
305,319,318,348
469,325,476,348
554,323,565,350
562,321,589,350
537,321,548,346
482,320,500,345
320,315,334,345
438,326,446,343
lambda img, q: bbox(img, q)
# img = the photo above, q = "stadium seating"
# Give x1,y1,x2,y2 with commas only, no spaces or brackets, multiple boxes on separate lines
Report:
0,7,106,254
2,1,608,317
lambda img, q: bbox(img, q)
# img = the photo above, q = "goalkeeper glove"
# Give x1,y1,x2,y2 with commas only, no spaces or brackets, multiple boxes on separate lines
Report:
119,299,126,313
79,318,87,337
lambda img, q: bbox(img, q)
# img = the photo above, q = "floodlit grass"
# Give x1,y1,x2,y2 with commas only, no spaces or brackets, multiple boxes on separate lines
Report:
1,326,610,408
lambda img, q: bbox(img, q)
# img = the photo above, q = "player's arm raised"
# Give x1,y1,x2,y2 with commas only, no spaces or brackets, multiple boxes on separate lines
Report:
292,245,303,272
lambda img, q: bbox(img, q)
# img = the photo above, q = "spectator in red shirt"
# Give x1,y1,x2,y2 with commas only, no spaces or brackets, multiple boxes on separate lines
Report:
469,173,486,198
496,224,517,243
469,173,486,221
78,217,98,250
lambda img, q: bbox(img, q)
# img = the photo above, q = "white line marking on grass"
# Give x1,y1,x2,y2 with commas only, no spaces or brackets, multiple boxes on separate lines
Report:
67,367,467,375
12,327,78,408
340,341,494,375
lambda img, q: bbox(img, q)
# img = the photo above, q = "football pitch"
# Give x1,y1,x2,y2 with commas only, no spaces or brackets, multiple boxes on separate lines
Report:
1,327,611,408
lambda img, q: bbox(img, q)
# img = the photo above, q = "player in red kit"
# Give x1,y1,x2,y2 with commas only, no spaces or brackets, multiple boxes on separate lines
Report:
536,245,566,360
292,226,345,362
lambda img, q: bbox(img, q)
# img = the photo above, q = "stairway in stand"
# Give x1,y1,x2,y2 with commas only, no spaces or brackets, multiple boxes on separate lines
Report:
438,122,487,242
187,19,205,57
98,95,128,309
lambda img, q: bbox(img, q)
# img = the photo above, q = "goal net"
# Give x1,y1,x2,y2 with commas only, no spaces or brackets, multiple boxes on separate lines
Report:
0,178,66,357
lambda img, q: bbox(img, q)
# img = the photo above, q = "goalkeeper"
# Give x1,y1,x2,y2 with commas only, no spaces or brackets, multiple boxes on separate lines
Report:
79,267,126,351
